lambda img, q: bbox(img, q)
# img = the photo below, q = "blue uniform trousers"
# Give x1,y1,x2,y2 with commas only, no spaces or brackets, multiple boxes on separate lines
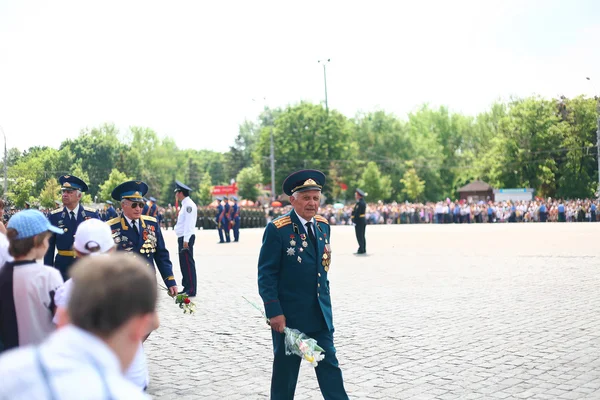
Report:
178,235,197,296
222,217,231,242
270,328,348,400
233,217,240,242
55,255,76,282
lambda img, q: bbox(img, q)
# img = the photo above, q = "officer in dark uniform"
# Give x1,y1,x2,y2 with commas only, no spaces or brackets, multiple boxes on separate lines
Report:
107,180,178,296
44,175,100,281
105,200,118,220
220,196,231,243
258,169,349,400
142,196,158,217
215,197,225,243
230,196,240,242
351,188,367,255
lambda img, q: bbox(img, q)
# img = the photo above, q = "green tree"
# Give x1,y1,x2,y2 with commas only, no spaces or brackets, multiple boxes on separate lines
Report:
236,165,263,201
39,177,61,209
197,171,213,206
358,162,392,202
8,177,35,208
99,169,131,203
254,102,354,200
400,162,426,201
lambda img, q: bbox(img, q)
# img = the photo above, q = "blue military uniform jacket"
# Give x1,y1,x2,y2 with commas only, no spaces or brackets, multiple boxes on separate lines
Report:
258,210,333,333
216,204,224,226
107,215,177,288
142,203,158,217
44,205,101,266
106,206,118,219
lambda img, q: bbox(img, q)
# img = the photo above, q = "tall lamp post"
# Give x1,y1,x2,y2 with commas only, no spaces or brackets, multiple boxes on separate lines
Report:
318,59,331,112
0,126,6,201
252,97,276,202
586,77,600,195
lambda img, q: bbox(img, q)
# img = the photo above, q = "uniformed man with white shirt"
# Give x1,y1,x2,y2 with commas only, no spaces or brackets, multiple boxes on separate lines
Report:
174,180,198,297
0,253,156,400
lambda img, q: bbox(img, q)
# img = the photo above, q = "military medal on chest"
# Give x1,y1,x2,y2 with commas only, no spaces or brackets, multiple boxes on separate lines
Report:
289,234,296,247
300,233,308,248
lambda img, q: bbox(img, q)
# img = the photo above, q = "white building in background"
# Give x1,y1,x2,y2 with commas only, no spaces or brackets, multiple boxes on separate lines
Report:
493,188,534,202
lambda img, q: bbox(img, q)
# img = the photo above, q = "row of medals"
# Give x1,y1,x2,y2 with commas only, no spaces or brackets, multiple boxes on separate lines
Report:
111,230,157,253
291,237,331,272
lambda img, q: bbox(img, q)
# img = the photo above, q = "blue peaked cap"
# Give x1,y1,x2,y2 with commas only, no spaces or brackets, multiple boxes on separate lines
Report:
111,181,149,201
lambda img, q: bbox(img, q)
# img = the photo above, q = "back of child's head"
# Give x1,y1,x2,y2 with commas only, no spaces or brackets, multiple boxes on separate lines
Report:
6,210,63,258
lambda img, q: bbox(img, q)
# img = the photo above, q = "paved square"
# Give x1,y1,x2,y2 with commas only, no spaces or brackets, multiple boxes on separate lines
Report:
145,223,600,399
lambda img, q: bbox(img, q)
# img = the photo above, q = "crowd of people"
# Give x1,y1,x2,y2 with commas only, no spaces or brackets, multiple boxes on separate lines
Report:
315,198,600,225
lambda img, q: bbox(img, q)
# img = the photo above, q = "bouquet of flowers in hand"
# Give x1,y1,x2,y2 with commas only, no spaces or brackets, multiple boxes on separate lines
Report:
174,293,196,314
159,284,196,314
283,327,325,367
243,296,325,367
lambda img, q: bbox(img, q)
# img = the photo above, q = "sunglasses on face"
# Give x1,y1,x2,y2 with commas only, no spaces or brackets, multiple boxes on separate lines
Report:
128,202,144,209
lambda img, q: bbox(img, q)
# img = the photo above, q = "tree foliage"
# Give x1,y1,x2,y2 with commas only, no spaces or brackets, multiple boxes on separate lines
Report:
236,165,263,201
5,96,600,207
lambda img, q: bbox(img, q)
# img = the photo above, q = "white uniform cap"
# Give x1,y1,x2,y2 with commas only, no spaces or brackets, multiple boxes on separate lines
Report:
73,219,115,255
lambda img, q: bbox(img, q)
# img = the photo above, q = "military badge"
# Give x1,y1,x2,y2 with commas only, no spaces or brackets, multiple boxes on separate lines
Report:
286,247,295,256
299,248,303,252
297,256,302,263
324,266,329,272
290,239,297,247
186,206,192,213
300,234,306,241
302,241,308,248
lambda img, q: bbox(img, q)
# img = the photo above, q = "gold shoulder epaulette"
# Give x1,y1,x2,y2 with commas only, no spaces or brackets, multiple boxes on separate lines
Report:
273,216,291,229
141,215,157,223
107,217,121,226
50,208,63,215
83,206,96,213
315,215,329,224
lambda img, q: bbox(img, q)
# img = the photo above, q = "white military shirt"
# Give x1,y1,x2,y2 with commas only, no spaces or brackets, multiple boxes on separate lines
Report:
0,325,148,400
174,196,197,242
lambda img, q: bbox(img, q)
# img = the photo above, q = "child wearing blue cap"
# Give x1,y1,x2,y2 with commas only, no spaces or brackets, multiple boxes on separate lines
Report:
0,210,64,351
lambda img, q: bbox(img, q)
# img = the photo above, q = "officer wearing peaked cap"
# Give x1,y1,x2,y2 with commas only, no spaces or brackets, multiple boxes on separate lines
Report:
258,169,349,400
230,196,240,242
174,180,198,297
215,197,225,243
220,195,231,243
107,181,178,296
105,200,118,220
45,175,100,281
142,196,158,218
352,188,367,255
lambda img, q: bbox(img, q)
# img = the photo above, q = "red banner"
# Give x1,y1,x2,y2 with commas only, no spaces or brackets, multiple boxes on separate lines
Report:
212,184,238,196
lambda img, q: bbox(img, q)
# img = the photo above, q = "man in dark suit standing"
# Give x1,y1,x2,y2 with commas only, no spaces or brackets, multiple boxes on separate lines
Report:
351,188,367,255
258,169,348,400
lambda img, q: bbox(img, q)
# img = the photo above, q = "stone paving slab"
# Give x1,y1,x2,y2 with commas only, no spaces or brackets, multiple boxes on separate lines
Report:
145,223,600,399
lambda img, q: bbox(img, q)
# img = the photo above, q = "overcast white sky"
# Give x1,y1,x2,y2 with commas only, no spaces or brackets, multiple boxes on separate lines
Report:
1,0,599,153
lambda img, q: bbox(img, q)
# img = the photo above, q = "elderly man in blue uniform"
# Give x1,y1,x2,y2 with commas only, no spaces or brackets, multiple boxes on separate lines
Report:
45,175,100,281
258,170,348,400
108,180,178,297
230,196,241,242
174,181,198,297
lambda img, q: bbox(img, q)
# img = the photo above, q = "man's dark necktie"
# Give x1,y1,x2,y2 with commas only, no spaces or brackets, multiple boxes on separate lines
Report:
305,222,318,253
70,211,75,221
131,220,139,236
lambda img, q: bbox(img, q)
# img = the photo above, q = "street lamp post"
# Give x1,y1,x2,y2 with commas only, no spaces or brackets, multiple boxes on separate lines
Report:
586,77,600,195
252,97,276,202
0,126,6,201
318,59,331,112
